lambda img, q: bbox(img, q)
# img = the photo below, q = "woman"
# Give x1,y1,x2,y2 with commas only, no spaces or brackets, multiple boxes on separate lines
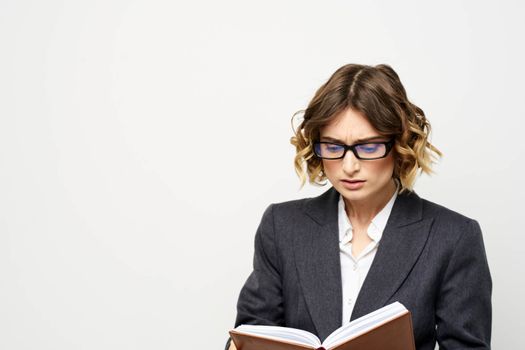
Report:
227,64,492,350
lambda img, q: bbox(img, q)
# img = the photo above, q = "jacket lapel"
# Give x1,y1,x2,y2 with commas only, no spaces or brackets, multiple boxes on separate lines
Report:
350,190,434,320
294,188,434,335
294,187,342,341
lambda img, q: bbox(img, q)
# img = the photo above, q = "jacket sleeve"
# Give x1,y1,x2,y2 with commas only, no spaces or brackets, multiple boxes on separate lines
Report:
234,204,285,327
435,219,492,349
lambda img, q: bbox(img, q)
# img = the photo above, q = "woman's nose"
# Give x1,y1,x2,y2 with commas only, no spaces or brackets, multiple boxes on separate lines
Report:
342,150,360,175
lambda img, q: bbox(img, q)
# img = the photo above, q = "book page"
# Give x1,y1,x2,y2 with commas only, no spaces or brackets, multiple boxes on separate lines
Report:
322,302,407,349
234,324,321,348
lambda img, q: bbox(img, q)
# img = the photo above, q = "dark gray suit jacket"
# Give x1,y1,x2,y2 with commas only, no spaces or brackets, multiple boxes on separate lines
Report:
233,187,492,350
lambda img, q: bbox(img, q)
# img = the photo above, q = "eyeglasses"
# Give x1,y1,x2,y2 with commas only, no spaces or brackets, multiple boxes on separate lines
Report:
313,140,395,160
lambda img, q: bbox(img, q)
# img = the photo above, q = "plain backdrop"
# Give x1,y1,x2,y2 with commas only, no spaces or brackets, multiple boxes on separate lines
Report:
1,0,524,349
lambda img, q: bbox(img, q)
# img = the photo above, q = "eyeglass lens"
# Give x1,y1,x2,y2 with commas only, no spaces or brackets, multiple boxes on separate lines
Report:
315,142,387,159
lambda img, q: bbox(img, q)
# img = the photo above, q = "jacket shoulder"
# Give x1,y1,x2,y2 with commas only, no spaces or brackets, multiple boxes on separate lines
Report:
264,187,337,227
266,196,313,223
417,195,483,247
419,196,477,224
270,196,311,212
269,187,333,213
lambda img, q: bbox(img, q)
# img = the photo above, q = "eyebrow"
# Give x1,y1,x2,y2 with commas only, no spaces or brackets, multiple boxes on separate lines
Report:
319,135,387,144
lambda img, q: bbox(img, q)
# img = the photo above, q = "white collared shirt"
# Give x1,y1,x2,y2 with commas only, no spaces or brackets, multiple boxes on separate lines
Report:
338,190,398,325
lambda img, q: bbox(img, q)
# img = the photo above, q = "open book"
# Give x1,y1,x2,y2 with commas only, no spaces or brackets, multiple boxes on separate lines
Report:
229,302,415,350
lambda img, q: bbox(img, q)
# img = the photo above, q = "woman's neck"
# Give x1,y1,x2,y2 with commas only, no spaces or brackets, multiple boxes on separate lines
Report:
344,180,397,229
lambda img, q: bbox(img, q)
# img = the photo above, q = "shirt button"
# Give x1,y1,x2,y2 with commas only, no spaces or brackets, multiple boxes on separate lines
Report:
353,264,358,271
347,298,353,305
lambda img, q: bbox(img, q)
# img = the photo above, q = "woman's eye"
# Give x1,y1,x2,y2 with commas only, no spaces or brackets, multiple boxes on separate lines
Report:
358,144,380,153
326,144,344,152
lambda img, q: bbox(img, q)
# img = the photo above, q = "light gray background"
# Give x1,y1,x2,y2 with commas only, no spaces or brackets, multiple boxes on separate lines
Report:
1,0,523,349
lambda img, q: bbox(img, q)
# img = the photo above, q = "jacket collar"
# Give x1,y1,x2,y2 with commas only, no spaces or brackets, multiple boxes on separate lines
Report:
302,186,423,228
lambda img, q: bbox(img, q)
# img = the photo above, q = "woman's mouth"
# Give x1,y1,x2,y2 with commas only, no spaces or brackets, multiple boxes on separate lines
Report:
341,179,366,190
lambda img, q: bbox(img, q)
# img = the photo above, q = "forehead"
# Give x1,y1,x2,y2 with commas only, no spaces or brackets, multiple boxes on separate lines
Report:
320,108,381,141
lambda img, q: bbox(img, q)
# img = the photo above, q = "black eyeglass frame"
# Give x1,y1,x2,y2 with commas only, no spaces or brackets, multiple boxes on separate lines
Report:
313,139,395,160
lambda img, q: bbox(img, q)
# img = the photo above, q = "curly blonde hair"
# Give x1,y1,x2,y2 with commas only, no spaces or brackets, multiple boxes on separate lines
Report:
290,64,442,193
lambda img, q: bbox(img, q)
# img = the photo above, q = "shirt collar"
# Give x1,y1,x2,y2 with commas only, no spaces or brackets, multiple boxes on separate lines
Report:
338,189,398,244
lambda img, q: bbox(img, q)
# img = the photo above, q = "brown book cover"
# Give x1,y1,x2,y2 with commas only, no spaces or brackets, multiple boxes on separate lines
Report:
229,303,415,350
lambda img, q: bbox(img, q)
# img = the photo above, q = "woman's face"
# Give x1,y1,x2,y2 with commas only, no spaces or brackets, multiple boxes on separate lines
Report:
319,107,396,204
